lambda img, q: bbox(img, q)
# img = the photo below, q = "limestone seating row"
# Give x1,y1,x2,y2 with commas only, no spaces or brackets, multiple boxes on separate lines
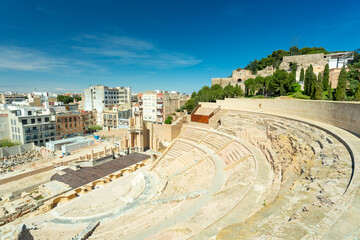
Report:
200,132,232,151
92,199,198,239
158,149,205,178
158,158,215,199
217,141,251,167
179,127,209,143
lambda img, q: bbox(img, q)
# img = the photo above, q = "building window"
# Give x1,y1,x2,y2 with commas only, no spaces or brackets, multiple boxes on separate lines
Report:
45,117,49,122
31,119,35,124
22,119,28,125
28,111,32,115
38,118,42,123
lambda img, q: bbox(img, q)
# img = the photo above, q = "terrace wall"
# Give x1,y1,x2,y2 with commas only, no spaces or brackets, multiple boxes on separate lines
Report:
200,98,360,136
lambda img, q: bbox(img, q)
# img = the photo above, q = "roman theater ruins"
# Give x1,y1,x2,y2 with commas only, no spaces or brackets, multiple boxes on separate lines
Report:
1,98,360,239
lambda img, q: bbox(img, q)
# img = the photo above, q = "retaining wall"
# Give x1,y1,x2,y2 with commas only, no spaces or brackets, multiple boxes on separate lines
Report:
0,143,34,158
200,98,360,136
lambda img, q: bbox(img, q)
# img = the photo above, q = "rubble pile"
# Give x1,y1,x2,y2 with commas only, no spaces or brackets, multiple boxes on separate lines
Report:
0,150,42,173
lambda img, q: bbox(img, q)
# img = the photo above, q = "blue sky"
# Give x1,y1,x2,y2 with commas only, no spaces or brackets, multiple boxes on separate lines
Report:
0,0,359,94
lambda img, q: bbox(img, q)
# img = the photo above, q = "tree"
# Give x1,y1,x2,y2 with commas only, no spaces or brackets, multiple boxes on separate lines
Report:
223,84,235,98
327,82,333,100
347,62,360,96
310,71,317,99
268,70,289,96
355,82,360,101
247,59,259,74
291,83,301,93
255,76,266,95
323,64,329,91
244,78,257,96
304,65,313,96
183,99,195,112
335,67,348,101
315,73,323,100
57,95,74,104
291,62,298,74
289,46,300,56
300,68,305,83
164,118,172,124
233,84,244,97
191,91,197,99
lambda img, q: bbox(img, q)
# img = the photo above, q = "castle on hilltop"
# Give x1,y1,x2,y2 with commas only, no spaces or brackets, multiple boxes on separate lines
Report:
212,51,354,89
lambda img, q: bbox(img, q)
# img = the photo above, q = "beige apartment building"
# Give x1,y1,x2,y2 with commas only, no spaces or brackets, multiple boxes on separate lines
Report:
102,106,132,131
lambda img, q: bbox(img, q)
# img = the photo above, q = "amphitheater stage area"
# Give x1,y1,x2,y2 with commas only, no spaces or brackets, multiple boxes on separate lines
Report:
51,152,149,189
1,98,360,240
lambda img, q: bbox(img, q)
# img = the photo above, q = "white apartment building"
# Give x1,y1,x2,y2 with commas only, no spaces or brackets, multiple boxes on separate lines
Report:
7,107,56,146
84,85,131,124
138,91,189,123
139,92,160,122
325,51,354,69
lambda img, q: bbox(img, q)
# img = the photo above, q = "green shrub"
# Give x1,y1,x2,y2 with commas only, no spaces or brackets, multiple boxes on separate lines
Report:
88,125,102,131
164,119,172,124
252,95,265,99
293,92,310,99
0,138,21,147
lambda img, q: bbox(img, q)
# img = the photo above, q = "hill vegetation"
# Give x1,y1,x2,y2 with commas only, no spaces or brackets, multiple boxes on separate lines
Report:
244,46,329,74
183,48,360,112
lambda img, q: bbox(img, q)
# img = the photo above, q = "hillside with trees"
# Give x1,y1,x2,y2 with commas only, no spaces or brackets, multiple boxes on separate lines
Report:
182,49,360,112
244,47,330,74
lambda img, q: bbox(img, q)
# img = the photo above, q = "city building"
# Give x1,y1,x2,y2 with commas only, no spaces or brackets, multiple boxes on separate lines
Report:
138,91,189,123
0,93,26,104
0,111,9,139
55,111,93,139
84,85,131,124
7,107,56,146
102,106,132,131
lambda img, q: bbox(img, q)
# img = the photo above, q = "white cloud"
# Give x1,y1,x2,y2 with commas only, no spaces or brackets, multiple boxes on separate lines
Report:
0,46,103,74
0,34,201,74
73,33,202,68
0,47,61,71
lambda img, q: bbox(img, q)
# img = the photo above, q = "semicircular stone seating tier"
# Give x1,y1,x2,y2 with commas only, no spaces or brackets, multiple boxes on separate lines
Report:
24,109,360,240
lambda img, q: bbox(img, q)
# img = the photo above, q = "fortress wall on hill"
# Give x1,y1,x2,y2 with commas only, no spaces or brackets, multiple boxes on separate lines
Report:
200,98,360,136
282,53,328,66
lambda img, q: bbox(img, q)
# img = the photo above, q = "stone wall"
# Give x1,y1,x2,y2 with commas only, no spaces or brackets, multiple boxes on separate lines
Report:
281,53,328,69
151,113,188,143
200,98,360,136
0,143,34,158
